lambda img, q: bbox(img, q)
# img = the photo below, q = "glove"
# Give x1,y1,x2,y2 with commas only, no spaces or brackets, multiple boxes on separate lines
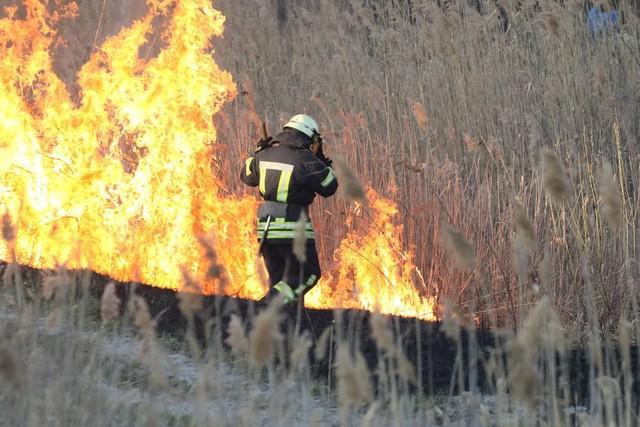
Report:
315,138,332,167
255,136,273,153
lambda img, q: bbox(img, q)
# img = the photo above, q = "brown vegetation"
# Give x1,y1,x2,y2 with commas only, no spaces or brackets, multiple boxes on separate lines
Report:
214,0,640,335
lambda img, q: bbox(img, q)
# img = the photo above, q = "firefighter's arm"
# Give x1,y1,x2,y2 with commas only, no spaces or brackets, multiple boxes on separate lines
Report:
306,154,338,197
240,156,259,187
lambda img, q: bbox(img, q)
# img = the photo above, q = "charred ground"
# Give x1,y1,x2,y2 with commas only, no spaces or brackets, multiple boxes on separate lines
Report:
10,262,638,407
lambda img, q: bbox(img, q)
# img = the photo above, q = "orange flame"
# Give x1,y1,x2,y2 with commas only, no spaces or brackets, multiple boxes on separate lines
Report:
306,190,436,320
0,1,435,320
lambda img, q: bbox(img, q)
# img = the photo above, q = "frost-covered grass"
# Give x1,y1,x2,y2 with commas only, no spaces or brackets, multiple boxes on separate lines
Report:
0,270,339,426
0,266,638,426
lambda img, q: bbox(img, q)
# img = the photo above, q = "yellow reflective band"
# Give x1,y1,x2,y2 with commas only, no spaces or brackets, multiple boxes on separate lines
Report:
277,170,292,202
306,274,318,286
320,169,336,187
258,222,313,230
260,230,315,240
259,161,295,202
295,274,318,296
274,281,295,301
259,169,266,195
245,157,254,176
264,231,314,237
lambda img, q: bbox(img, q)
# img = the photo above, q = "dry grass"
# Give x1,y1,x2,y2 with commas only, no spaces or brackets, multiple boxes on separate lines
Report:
248,296,283,369
100,281,120,324
293,210,308,264
214,0,640,333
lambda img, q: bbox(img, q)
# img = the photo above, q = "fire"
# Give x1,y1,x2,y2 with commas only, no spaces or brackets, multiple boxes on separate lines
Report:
0,1,436,320
306,190,436,320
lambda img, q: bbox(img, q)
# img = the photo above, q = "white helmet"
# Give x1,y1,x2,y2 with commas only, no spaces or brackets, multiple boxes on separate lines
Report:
283,114,319,138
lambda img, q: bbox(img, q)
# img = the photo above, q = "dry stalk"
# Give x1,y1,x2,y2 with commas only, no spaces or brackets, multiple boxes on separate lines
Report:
2,262,19,288
370,313,416,384
543,12,560,37
370,313,395,354
293,210,308,263
46,308,60,333
133,296,156,359
331,156,367,204
514,202,536,249
178,267,203,321
314,325,333,361
396,350,417,384
226,313,249,356
408,98,428,131
198,234,229,292
441,298,474,340
248,296,283,368
597,375,622,423
361,402,381,427
131,295,167,390
290,330,312,371
538,246,553,292
335,343,373,408
148,350,168,391
541,150,570,205
2,210,15,243
599,160,623,229
100,282,120,323
507,297,566,410
41,267,70,300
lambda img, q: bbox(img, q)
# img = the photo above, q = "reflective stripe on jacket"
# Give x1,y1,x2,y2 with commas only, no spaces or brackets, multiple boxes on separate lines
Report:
240,129,338,243
239,129,338,206
257,218,315,242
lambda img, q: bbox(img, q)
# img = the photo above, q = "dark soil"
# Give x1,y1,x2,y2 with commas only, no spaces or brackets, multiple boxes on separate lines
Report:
5,263,640,404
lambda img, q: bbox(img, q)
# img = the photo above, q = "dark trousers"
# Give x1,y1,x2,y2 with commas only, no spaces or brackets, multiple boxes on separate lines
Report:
261,242,321,302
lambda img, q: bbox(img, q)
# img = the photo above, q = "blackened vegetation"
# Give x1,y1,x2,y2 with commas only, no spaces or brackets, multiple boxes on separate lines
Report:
75,271,638,405
4,263,639,405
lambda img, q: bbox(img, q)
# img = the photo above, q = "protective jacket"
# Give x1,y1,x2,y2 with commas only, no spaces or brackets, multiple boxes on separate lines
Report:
240,129,338,242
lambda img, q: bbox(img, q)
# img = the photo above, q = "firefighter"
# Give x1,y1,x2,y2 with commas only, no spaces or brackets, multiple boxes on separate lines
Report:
240,114,338,304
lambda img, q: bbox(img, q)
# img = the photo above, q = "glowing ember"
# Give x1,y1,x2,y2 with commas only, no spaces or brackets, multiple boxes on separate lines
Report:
0,0,435,320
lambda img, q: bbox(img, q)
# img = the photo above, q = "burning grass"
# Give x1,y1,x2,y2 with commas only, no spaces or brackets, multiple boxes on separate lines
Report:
0,0,436,321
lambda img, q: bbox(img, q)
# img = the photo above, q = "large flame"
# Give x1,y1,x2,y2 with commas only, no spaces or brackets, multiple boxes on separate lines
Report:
306,190,436,320
0,0,435,320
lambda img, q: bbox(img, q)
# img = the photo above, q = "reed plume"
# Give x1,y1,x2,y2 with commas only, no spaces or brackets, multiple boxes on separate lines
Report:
441,224,476,271
541,150,570,204
249,296,283,368
599,160,623,229
100,282,121,323
226,314,249,356
293,210,308,263
332,156,367,204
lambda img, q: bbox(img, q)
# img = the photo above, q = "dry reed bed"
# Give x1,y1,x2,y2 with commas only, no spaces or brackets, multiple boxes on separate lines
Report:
214,0,640,335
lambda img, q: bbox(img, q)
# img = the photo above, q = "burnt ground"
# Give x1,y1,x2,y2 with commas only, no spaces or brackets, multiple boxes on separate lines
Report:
6,264,640,406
